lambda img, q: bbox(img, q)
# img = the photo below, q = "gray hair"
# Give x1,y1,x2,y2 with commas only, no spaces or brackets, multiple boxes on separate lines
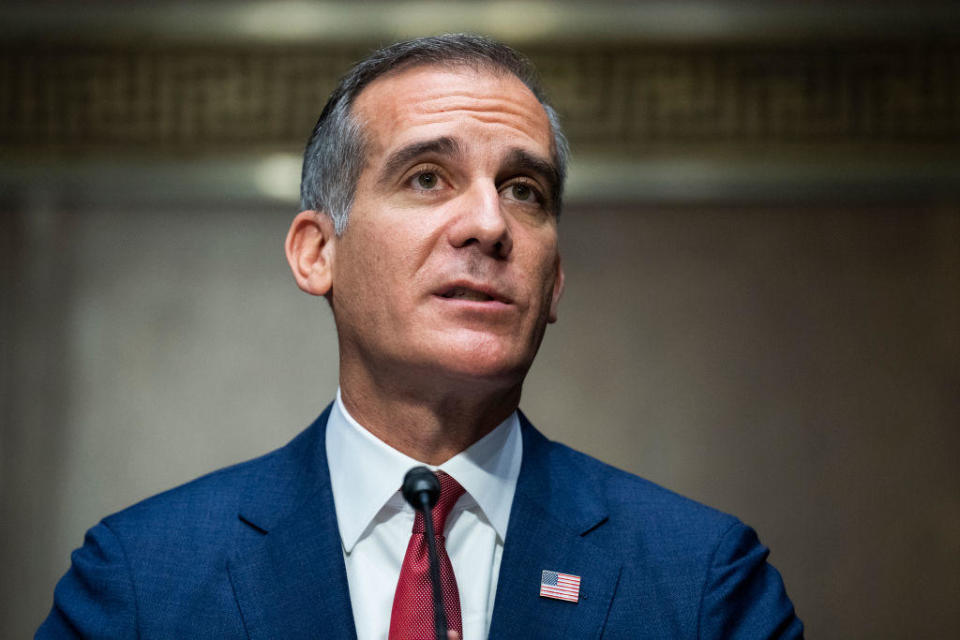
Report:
299,33,569,235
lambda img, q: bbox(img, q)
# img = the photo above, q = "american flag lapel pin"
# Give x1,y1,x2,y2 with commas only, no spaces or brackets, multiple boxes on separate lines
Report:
539,569,581,603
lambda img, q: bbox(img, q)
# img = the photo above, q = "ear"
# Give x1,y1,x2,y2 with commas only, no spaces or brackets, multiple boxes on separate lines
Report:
548,254,565,323
285,210,336,297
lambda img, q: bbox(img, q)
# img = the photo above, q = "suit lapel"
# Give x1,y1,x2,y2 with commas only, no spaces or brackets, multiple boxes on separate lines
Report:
227,408,358,640
489,416,622,640
223,409,621,639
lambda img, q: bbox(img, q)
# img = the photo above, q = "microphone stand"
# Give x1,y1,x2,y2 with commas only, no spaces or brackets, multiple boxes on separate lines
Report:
417,489,448,640
402,466,448,640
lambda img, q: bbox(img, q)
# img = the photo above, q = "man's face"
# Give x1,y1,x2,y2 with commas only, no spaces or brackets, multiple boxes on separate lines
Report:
329,64,564,388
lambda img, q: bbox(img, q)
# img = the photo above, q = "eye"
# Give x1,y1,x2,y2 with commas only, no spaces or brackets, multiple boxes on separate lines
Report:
511,183,533,201
502,180,543,205
405,166,448,194
416,172,439,189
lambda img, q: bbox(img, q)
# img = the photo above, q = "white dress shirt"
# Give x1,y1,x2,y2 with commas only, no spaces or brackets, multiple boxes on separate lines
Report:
325,389,523,640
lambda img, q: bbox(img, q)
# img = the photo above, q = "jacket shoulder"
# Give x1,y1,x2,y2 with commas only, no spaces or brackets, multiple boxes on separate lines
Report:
541,436,739,541
102,410,326,554
530,435,803,638
39,412,330,639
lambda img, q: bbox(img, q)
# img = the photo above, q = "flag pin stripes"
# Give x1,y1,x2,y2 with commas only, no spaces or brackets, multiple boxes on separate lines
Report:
539,569,581,603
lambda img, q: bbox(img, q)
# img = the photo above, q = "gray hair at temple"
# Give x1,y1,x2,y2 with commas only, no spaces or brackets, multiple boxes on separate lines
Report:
299,33,570,235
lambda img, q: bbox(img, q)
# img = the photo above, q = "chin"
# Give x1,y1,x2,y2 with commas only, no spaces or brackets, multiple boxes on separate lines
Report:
428,346,532,386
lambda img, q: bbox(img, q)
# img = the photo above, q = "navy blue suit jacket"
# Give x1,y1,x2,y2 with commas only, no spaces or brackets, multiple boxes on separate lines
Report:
39,408,803,638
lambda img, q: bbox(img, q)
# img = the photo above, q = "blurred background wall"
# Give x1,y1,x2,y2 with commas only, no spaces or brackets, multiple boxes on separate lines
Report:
2,1,958,637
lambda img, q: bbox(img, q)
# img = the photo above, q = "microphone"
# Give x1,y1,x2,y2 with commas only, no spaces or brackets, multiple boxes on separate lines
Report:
401,466,447,640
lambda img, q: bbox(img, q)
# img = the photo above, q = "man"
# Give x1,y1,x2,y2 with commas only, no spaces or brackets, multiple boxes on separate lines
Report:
38,34,802,639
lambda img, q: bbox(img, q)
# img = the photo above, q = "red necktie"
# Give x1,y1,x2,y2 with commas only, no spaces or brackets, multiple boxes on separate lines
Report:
389,471,466,640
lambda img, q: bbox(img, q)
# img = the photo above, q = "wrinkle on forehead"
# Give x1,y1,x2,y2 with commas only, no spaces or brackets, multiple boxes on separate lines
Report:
410,100,543,128
353,66,552,154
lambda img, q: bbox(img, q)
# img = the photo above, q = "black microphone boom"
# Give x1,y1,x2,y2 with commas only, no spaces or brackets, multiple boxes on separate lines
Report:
401,466,447,640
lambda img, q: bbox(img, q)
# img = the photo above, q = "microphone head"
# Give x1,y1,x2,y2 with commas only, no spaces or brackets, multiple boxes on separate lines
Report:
401,466,440,511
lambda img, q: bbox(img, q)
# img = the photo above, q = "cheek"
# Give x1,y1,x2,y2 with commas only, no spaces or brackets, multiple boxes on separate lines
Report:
537,257,562,316
339,226,427,311
528,237,560,289
331,232,385,309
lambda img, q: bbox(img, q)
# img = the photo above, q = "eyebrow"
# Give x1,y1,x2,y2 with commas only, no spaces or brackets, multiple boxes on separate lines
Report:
502,148,561,208
378,136,464,185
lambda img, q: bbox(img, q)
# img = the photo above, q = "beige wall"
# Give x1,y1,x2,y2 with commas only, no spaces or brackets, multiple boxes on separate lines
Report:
3,201,959,637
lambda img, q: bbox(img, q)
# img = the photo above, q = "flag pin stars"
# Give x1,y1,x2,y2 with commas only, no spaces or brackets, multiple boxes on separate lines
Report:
539,569,581,603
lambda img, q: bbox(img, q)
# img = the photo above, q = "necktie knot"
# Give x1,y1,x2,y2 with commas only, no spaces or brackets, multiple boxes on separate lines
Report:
412,470,465,535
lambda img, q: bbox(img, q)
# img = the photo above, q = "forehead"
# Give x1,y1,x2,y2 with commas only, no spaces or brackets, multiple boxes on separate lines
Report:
350,63,553,158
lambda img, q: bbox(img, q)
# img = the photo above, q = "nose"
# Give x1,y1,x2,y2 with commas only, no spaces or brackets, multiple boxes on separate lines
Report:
447,182,513,259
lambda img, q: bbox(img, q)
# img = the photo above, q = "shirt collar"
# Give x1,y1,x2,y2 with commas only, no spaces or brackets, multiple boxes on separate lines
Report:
326,388,522,553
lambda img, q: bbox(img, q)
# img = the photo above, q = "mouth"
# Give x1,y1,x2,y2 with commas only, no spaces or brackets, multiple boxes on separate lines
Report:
440,286,496,302
436,282,511,305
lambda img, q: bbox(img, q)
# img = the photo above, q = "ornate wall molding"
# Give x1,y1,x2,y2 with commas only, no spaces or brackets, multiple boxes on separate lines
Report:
2,42,957,155
536,44,959,150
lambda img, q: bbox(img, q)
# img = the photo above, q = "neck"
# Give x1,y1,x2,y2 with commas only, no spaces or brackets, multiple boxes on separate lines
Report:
338,363,522,465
